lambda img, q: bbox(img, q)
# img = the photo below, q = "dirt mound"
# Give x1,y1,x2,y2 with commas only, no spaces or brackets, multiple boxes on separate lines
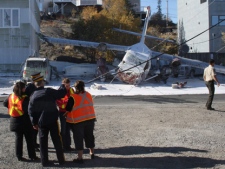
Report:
40,19,87,62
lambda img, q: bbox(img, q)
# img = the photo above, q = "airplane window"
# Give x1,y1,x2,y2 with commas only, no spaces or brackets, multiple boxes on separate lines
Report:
123,52,146,68
144,61,149,71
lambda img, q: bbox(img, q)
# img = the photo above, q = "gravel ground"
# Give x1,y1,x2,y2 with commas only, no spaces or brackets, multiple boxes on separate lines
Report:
0,95,225,169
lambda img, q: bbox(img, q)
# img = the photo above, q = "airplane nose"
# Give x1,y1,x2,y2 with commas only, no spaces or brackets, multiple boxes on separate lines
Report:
117,69,142,85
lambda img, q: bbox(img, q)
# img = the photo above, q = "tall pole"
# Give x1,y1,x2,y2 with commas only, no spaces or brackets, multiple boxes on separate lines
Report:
212,33,215,53
166,0,168,27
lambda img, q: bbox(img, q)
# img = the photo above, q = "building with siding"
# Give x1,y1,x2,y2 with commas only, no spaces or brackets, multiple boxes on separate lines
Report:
177,0,225,54
40,0,141,15
39,0,52,12
0,0,40,72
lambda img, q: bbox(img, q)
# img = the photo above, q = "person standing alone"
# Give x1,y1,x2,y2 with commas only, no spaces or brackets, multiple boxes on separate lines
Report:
203,59,220,110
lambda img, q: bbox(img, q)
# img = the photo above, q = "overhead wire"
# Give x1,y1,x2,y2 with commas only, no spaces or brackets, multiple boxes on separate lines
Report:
85,17,225,84
178,0,217,47
187,35,223,45
66,0,221,85
84,0,222,95
183,0,216,24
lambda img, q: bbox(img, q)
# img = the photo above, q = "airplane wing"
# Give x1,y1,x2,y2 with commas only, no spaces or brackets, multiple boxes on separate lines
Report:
152,51,225,74
36,33,129,52
112,28,176,44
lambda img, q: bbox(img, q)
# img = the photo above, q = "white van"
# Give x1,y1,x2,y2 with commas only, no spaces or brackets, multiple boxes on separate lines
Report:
22,57,52,83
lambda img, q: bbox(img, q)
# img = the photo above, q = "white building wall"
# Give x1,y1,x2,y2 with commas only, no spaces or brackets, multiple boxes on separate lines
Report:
208,0,225,53
178,0,225,53
40,0,52,12
0,0,40,72
129,0,140,12
76,0,102,6
178,0,209,53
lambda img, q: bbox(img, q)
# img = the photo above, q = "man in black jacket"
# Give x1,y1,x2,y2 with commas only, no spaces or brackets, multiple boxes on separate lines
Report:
25,72,40,151
28,76,67,167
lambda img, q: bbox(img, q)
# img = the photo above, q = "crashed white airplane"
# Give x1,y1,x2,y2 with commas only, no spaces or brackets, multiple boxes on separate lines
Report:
37,6,225,85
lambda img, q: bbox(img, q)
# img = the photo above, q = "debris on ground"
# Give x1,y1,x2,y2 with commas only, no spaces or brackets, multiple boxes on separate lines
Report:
91,83,103,90
172,81,187,89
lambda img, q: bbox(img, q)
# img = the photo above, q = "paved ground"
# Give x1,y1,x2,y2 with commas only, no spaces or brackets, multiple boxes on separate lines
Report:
0,95,225,169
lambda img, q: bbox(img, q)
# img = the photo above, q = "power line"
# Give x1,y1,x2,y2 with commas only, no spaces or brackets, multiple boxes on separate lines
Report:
182,0,216,24
187,35,223,45
85,18,225,84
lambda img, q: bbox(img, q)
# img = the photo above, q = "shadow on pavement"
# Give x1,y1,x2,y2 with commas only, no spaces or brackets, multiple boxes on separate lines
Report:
123,95,198,104
38,146,224,168
96,146,208,155
0,113,10,118
45,156,225,169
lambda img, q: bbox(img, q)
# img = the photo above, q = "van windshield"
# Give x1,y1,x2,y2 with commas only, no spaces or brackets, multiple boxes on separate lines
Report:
26,61,47,68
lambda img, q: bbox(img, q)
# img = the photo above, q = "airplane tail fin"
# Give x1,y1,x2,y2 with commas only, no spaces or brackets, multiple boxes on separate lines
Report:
140,6,151,44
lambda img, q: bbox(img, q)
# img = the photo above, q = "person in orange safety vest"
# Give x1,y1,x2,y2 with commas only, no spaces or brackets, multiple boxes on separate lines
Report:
3,81,38,161
56,78,74,151
65,80,96,164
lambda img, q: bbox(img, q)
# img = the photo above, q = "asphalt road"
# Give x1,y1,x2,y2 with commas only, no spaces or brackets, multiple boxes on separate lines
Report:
0,95,225,169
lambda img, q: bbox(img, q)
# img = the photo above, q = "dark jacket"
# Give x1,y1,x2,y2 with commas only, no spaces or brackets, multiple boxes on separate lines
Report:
3,94,33,132
25,83,36,97
28,84,66,127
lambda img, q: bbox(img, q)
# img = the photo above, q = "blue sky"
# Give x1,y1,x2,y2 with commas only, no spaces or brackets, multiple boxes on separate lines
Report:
141,0,177,23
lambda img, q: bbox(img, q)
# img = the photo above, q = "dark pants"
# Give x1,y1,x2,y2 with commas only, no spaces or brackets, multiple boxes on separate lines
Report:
205,80,215,108
39,121,65,165
68,120,95,150
59,112,71,148
15,129,36,159
33,128,38,146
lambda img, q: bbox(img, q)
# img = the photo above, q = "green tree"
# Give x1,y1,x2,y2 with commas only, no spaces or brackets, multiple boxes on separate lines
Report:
150,0,163,26
156,0,162,20
71,0,140,61
222,32,225,44
149,0,175,28
177,19,188,56
145,26,177,55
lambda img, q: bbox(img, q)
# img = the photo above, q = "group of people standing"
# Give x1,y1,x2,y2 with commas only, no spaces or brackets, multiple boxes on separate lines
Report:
3,59,221,167
3,73,96,167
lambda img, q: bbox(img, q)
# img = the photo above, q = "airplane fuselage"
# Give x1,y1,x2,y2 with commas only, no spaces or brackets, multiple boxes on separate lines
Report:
117,43,152,84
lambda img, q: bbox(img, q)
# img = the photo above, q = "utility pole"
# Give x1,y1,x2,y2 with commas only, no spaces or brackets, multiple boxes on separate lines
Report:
212,33,216,52
166,0,168,27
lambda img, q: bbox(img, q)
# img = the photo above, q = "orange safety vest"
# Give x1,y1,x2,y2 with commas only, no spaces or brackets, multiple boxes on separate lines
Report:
8,93,27,117
66,92,96,124
57,87,74,112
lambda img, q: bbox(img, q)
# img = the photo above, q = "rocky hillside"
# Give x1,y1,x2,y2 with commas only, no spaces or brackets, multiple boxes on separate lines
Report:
40,19,87,63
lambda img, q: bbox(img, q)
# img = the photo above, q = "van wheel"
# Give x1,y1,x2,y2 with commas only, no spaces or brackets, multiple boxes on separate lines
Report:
50,68,52,80
174,73,178,78
190,70,195,78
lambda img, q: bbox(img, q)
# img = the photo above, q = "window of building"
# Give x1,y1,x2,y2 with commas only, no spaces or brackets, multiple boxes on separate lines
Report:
0,8,20,28
212,16,218,25
219,16,225,25
12,9,19,27
212,15,225,26
200,0,207,3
